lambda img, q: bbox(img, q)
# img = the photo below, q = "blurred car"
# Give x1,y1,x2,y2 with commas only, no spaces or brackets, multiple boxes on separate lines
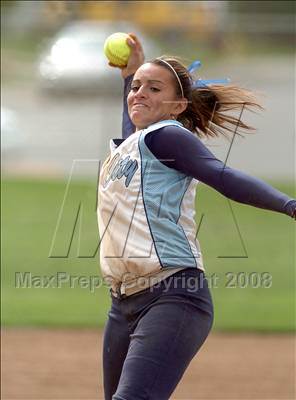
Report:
1,107,26,153
37,20,160,95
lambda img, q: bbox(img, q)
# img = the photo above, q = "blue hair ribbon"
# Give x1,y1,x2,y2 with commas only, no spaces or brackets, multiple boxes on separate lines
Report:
187,60,202,73
187,60,230,88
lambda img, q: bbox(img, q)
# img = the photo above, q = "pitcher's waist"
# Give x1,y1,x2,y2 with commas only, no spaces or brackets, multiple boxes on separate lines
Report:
109,266,206,299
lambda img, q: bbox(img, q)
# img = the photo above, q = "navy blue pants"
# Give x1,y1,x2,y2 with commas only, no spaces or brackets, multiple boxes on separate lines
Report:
103,268,214,400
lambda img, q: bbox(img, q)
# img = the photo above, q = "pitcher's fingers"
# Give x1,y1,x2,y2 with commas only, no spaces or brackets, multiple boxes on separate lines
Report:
126,36,136,48
128,33,144,52
108,61,125,69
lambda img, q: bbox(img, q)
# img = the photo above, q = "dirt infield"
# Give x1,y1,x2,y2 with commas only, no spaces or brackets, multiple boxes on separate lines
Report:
1,328,295,399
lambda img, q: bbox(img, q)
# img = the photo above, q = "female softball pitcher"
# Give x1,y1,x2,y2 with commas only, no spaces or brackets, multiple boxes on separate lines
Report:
97,34,296,400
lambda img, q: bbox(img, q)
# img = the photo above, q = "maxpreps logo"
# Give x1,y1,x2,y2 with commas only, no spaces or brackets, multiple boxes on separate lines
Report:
102,153,138,188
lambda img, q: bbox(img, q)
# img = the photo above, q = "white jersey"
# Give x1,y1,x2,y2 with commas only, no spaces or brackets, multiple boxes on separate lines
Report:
97,120,204,290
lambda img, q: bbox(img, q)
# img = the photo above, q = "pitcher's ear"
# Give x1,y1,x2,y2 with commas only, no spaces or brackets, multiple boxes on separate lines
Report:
176,98,188,115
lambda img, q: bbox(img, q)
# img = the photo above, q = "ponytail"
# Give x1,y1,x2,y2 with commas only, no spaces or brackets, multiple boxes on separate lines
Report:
150,56,264,140
180,84,263,139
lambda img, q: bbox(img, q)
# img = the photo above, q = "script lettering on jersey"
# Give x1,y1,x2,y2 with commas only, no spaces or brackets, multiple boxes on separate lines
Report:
102,153,138,188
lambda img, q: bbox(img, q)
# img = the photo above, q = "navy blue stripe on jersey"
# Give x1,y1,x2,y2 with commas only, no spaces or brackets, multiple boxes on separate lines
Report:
122,74,296,218
122,74,135,139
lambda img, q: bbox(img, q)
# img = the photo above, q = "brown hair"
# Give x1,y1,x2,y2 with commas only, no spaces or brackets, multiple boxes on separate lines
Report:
149,56,264,139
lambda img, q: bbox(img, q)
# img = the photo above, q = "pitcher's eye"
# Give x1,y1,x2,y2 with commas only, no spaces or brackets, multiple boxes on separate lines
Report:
131,86,139,92
151,87,160,92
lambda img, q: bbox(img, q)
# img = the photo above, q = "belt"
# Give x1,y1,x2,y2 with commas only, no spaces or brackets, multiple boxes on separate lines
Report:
111,281,147,299
109,267,188,299
111,284,127,299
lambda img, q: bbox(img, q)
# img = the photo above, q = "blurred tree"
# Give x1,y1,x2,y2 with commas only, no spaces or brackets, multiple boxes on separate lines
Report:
228,1,296,14
1,0,17,9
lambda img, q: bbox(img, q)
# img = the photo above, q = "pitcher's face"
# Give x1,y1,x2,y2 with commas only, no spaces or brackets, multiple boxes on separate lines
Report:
127,63,186,130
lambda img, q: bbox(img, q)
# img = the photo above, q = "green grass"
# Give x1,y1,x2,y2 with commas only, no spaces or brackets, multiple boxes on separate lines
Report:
1,177,295,331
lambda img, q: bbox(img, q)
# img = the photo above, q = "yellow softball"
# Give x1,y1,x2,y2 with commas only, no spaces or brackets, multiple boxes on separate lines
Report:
104,32,131,67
